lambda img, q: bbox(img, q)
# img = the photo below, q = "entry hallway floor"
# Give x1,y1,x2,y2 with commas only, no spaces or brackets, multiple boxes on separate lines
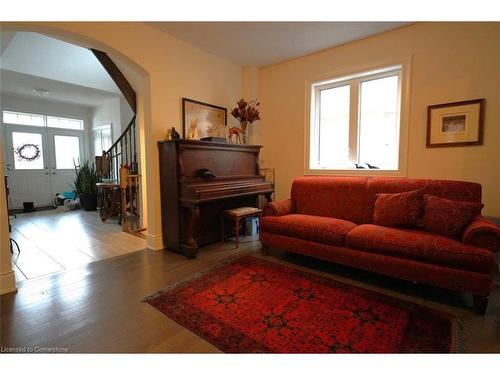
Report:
1,238,500,353
9,209,146,281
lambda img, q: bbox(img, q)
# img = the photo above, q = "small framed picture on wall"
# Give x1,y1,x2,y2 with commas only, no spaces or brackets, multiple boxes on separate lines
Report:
426,98,485,148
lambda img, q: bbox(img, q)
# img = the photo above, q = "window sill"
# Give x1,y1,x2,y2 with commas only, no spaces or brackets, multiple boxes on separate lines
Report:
305,168,407,178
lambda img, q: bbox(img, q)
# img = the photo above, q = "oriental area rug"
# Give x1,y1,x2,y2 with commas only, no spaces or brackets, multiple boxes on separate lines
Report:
145,256,454,353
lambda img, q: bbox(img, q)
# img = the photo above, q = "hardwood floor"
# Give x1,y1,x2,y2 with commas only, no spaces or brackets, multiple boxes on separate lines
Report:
1,237,500,353
9,209,146,281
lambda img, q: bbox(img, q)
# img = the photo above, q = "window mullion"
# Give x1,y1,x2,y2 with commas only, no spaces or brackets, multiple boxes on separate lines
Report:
348,80,360,164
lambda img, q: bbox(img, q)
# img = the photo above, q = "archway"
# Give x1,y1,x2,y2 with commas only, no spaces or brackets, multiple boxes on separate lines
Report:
0,24,154,293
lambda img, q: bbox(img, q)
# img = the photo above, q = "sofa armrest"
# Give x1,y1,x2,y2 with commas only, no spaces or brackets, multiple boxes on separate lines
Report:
463,215,500,252
263,199,295,217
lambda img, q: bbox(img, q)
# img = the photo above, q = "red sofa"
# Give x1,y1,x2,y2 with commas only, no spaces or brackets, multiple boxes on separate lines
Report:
260,177,500,313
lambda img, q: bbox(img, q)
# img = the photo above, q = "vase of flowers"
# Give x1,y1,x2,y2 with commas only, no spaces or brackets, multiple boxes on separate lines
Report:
230,98,260,144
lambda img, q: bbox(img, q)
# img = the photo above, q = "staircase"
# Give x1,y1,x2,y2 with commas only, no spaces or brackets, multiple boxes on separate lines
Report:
109,117,143,235
96,117,143,235
90,48,144,236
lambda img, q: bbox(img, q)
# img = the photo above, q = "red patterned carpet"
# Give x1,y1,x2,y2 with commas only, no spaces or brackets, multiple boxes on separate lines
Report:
146,256,454,353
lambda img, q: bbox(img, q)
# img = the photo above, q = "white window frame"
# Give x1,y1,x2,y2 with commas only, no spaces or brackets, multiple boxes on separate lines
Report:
305,58,412,177
2,110,84,131
46,115,84,130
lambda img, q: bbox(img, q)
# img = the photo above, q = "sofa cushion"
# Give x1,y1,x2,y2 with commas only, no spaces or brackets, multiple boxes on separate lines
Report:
261,214,357,247
374,189,424,228
346,224,497,273
367,177,482,202
366,178,482,224
422,195,484,239
291,177,373,224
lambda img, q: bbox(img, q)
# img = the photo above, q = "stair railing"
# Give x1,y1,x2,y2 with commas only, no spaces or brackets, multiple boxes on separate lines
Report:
96,116,144,235
105,116,138,180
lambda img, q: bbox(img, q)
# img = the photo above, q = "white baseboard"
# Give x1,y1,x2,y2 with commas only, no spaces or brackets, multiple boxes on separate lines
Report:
0,270,17,295
146,232,164,251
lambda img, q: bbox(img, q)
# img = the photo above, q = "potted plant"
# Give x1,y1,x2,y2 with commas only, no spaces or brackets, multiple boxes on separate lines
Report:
73,159,100,211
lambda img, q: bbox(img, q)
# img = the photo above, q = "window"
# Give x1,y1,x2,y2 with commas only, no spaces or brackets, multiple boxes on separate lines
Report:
54,135,81,169
3,111,45,127
309,66,402,171
2,111,84,130
47,116,84,130
12,132,45,170
93,124,113,157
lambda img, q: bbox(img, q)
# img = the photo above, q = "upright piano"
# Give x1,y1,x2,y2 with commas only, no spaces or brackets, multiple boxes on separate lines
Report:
158,139,274,258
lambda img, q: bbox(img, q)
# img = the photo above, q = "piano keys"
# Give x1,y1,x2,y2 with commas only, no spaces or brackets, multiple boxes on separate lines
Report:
158,139,274,258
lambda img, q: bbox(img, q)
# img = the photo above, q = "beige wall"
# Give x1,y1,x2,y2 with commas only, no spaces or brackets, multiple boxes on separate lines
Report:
242,66,261,145
0,22,242,253
256,22,500,218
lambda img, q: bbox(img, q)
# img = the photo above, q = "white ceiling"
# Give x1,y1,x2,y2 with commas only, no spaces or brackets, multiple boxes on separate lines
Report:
0,25,411,106
0,32,120,94
0,69,119,107
147,22,411,67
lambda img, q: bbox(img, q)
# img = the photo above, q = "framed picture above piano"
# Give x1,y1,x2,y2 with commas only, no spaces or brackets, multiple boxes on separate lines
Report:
182,98,227,140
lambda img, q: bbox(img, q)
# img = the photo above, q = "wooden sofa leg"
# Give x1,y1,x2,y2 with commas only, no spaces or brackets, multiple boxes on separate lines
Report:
473,295,489,315
261,244,269,256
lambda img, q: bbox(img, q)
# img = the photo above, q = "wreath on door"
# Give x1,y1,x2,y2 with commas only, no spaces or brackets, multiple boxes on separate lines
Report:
14,143,41,162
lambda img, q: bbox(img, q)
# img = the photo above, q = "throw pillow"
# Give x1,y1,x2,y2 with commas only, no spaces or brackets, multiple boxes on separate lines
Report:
422,194,483,239
374,189,425,228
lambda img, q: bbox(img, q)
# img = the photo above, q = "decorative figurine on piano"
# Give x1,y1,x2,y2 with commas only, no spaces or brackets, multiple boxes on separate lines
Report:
171,127,181,140
165,127,181,141
227,126,245,144
164,128,173,141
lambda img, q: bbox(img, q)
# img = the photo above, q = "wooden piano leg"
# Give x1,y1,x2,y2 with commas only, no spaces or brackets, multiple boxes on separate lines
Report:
220,216,225,242
183,206,200,259
235,217,240,249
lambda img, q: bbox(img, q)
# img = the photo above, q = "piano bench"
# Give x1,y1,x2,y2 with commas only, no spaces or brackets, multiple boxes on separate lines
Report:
221,207,263,249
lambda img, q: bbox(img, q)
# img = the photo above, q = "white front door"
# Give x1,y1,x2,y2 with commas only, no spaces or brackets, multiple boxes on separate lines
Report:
3,125,84,209
3,125,52,209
